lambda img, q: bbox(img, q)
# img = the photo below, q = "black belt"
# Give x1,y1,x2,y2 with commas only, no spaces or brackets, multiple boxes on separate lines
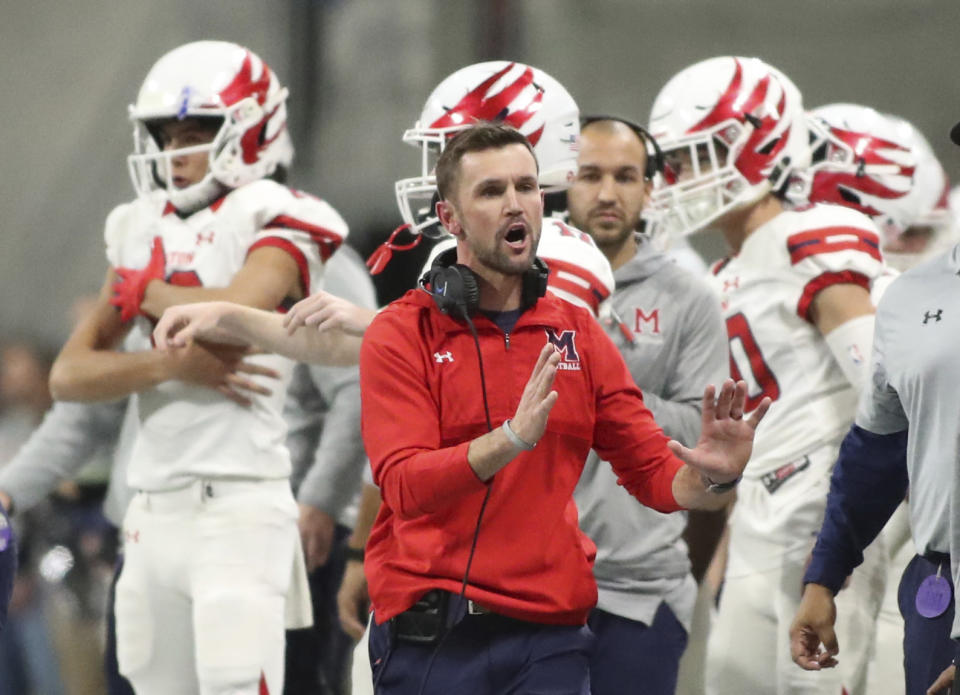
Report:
390,590,514,645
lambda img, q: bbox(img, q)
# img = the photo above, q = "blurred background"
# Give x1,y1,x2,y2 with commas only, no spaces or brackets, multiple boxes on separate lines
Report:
3,0,960,350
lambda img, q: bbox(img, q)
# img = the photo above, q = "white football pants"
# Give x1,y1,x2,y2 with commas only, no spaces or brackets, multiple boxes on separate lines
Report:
115,479,304,695
706,443,886,695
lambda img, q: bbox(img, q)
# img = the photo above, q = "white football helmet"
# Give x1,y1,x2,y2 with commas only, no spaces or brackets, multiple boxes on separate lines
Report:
421,218,614,317
396,61,580,237
789,104,953,269
788,104,917,239
648,56,810,238
128,41,293,213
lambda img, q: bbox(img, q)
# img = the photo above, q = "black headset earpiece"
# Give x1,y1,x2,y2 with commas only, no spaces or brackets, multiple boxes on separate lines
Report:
580,114,665,180
524,257,550,305
420,248,549,318
421,248,480,318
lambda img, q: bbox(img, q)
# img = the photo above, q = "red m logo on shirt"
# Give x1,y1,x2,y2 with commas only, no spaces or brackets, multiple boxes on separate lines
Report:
634,308,660,335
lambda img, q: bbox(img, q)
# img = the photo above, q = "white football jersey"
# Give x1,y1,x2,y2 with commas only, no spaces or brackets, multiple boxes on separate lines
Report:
707,204,884,475
105,180,349,491
423,217,615,317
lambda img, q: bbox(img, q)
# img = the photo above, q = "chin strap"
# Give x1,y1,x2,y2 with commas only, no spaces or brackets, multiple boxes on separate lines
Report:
366,224,423,275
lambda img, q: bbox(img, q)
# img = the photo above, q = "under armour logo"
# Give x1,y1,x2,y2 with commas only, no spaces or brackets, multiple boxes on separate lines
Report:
722,277,740,293
434,351,454,363
196,231,215,245
923,309,943,324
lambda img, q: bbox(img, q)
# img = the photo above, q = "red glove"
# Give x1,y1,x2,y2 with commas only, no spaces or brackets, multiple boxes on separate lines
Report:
111,236,166,323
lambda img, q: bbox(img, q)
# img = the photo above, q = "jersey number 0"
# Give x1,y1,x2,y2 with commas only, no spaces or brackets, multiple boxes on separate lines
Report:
726,312,780,411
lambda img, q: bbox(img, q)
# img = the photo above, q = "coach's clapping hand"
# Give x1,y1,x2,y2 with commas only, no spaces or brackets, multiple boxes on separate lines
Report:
509,343,561,446
667,379,770,485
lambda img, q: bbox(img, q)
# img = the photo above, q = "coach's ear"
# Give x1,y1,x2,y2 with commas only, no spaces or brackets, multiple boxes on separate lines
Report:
436,200,463,239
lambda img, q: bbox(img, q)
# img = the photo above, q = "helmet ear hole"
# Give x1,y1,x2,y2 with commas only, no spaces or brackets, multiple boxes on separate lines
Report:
838,187,861,205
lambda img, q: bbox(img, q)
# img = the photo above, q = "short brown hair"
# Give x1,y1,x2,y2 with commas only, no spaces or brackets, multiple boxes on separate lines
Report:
435,122,538,202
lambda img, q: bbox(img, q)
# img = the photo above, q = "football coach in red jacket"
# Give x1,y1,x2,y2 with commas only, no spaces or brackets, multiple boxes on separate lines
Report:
358,122,768,695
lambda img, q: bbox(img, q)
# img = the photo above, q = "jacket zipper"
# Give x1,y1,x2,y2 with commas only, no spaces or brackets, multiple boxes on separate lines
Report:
504,332,510,350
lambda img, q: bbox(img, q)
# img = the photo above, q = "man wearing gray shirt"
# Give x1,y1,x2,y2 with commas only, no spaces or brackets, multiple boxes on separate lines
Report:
568,117,729,695
790,243,960,695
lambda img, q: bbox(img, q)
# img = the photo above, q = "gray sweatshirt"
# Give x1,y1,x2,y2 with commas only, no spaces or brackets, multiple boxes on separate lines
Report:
574,237,728,629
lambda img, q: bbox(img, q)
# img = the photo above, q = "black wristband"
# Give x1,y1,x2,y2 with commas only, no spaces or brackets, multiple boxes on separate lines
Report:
703,473,742,494
344,546,365,562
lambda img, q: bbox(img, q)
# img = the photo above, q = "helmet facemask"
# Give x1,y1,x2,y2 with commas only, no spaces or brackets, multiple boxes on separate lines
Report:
649,123,759,237
128,116,226,214
394,126,453,239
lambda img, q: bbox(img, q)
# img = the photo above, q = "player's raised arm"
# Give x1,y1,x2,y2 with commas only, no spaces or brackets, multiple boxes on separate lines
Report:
154,300,363,366
50,269,279,404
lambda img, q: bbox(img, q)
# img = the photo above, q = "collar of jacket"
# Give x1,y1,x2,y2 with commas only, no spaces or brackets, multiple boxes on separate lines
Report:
404,287,573,336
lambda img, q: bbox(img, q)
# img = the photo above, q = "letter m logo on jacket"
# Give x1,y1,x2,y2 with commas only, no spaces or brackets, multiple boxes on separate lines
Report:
545,329,582,371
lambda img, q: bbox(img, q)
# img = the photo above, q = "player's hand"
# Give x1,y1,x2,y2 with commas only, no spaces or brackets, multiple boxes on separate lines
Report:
154,301,251,349
509,342,561,445
926,663,956,694
337,556,369,641
163,339,278,406
667,380,770,484
282,291,376,338
789,583,840,671
111,236,166,323
298,504,336,571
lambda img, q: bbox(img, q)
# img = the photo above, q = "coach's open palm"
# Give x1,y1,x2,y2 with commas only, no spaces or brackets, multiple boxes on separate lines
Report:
667,379,770,484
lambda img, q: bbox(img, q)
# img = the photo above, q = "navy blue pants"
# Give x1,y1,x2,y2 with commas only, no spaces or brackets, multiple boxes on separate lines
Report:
898,554,959,695
369,603,593,694
284,524,353,695
586,603,688,695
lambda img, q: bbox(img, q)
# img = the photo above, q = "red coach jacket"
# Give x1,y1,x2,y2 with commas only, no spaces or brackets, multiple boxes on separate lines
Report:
360,289,685,626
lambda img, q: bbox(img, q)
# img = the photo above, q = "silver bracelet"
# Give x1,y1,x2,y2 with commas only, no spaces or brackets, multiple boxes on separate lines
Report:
502,419,536,451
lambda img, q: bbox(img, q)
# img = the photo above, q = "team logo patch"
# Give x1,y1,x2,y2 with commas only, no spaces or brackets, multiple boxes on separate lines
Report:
722,277,740,293
634,308,661,336
545,329,581,371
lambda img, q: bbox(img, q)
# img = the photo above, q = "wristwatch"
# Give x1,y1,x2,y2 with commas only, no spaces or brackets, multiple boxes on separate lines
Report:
703,474,742,494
